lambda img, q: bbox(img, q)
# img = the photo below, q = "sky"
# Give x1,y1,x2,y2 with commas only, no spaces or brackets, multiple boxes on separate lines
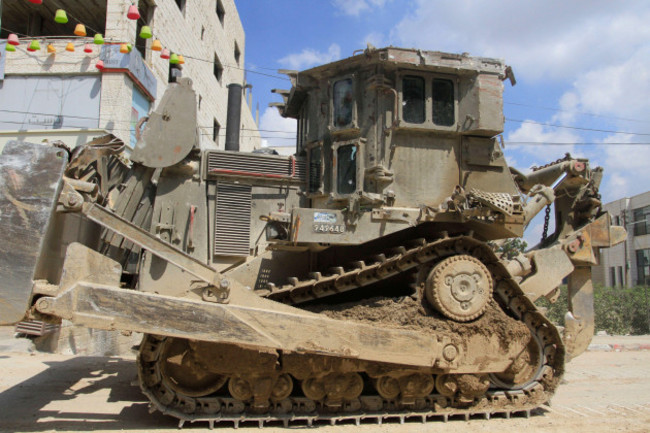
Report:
236,0,650,245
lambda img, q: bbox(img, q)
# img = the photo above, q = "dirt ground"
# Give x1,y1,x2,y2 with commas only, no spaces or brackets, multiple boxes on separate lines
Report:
1,335,649,433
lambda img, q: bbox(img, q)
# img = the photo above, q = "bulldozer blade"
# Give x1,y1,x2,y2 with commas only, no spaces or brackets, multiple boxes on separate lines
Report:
0,142,68,325
563,266,594,360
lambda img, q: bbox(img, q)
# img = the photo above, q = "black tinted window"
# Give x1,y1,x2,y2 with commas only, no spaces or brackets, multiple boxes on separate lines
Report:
333,79,353,127
402,76,425,124
432,79,454,126
337,145,357,194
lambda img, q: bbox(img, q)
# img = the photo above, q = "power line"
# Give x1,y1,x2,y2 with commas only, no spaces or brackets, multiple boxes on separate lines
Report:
505,141,650,146
506,118,650,136
505,101,650,124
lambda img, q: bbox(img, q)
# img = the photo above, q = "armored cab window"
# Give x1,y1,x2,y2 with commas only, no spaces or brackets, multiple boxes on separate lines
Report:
432,78,454,126
337,144,357,194
402,76,425,124
308,146,322,193
333,79,354,127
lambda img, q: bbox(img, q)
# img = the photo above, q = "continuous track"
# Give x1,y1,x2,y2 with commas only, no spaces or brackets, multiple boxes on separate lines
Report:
137,235,565,428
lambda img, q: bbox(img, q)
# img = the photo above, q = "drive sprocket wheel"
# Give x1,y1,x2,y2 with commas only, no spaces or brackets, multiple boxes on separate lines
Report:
425,254,493,322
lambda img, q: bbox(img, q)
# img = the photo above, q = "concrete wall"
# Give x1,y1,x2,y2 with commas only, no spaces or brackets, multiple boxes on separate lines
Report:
595,191,650,287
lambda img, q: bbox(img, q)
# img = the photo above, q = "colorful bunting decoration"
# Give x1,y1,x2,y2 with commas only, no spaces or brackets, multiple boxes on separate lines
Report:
27,39,41,52
127,4,140,20
54,9,68,24
74,24,87,37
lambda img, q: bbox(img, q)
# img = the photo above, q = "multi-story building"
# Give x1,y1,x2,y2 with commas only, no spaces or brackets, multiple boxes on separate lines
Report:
593,191,650,287
0,0,260,153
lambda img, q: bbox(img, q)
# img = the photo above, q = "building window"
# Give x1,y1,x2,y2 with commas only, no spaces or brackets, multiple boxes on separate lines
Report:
169,62,182,83
333,79,353,128
618,266,624,287
432,78,455,126
0,2,107,39
633,206,650,236
614,215,620,226
214,53,223,83
216,0,226,25
610,267,616,287
234,42,241,65
135,0,154,60
213,119,220,143
175,0,186,14
201,26,205,40
402,76,425,124
637,249,650,285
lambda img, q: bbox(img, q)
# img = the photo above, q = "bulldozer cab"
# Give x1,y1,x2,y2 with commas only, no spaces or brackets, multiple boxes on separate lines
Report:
275,48,515,216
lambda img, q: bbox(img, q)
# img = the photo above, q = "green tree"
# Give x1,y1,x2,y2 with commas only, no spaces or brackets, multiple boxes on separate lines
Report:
495,238,528,259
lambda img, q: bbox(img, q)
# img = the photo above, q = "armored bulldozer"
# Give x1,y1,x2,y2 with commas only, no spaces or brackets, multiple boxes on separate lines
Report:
0,47,626,427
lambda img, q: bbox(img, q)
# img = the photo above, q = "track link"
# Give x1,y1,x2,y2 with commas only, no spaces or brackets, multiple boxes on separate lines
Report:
137,235,565,428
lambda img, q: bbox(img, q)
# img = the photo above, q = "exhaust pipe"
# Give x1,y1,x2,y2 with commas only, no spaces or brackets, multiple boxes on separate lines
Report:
225,83,243,151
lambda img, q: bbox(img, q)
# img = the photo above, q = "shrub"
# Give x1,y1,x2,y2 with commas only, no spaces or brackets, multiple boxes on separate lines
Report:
535,285,650,335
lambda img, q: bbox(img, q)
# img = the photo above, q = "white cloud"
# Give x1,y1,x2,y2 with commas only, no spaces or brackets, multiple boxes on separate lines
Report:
332,0,391,16
278,44,341,71
392,0,650,82
569,47,650,122
362,31,386,49
259,107,296,151
506,120,581,169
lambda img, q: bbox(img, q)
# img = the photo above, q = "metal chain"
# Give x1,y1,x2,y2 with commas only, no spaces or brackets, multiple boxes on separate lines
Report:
541,205,551,242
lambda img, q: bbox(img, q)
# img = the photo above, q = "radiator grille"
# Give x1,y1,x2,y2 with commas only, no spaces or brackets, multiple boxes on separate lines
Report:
207,151,306,181
214,183,252,256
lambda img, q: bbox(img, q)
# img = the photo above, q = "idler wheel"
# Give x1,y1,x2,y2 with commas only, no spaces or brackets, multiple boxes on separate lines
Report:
159,338,227,397
490,334,544,389
425,254,493,322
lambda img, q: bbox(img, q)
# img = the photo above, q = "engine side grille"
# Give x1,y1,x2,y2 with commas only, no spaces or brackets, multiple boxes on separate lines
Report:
206,151,306,182
214,183,252,256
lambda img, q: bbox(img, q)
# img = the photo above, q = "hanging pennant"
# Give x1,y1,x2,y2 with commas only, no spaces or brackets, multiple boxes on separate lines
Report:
47,44,57,54
96,60,105,70
178,55,185,65
8,34,20,46
84,44,93,53
28,0,43,4
120,43,129,53
151,39,162,51
65,42,75,52
6,44,17,52
94,34,105,45
160,48,170,59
